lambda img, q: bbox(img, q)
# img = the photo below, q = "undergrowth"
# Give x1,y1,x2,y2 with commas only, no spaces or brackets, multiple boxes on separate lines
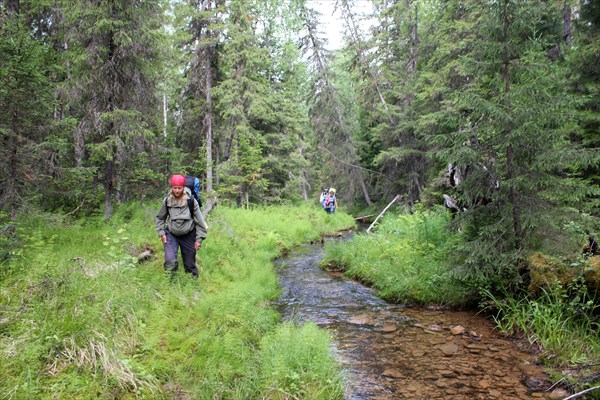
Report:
0,202,354,399
321,206,470,306
484,281,600,397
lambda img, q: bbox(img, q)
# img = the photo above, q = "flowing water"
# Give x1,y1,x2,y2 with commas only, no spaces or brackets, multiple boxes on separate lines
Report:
275,236,560,400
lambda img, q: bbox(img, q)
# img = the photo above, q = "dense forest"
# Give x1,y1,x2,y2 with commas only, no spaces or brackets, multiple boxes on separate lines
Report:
2,0,599,253
1,0,600,398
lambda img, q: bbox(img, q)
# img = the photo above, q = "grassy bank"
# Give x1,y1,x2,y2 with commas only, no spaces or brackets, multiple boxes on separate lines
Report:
323,207,600,395
0,203,355,399
322,206,470,306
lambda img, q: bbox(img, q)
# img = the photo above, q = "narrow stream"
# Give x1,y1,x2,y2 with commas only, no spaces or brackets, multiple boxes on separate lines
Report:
275,235,556,400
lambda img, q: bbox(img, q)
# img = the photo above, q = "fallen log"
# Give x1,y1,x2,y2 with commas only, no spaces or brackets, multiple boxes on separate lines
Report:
354,214,374,223
136,246,155,263
366,195,401,233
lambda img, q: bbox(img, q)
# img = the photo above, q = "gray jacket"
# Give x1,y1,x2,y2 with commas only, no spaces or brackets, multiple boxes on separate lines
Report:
155,188,208,243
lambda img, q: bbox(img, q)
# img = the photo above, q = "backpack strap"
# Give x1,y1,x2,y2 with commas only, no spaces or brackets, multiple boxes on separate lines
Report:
164,196,195,217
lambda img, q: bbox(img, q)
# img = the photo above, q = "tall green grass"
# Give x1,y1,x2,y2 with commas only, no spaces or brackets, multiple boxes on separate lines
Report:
484,282,600,367
484,283,600,397
0,203,354,399
321,206,470,306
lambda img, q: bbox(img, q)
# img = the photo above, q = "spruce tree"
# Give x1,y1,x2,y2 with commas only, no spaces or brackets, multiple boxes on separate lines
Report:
301,2,372,206
0,0,57,219
63,0,165,218
423,0,600,288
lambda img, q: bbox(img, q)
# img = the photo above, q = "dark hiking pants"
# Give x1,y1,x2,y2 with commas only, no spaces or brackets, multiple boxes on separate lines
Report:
163,229,198,277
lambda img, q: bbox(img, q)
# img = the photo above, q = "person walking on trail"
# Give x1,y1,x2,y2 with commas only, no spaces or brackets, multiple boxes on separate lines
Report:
322,188,338,214
155,174,208,278
319,187,329,204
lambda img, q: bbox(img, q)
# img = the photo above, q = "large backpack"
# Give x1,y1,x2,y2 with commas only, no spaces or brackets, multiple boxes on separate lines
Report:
185,175,202,208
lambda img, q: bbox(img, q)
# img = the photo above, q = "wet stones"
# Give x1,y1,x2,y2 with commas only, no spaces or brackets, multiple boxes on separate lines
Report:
381,324,398,333
451,324,466,335
438,342,460,356
276,244,560,399
382,369,404,379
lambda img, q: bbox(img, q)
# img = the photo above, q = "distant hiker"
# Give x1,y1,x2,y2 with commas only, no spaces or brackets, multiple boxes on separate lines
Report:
155,174,208,278
319,187,329,204
322,188,338,214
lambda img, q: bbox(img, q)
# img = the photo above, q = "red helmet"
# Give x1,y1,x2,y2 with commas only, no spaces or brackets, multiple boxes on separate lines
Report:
170,174,186,187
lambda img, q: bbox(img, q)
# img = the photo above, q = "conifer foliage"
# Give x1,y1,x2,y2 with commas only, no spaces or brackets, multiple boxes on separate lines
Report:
0,1,57,220
422,1,599,284
0,0,597,282
63,0,165,218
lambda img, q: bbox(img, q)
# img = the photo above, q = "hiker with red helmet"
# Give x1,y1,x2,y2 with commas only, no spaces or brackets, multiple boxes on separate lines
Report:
155,174,208,278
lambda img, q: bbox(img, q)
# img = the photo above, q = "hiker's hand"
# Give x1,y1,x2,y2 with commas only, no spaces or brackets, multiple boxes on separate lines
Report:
161,235,167,245
195,241,201,250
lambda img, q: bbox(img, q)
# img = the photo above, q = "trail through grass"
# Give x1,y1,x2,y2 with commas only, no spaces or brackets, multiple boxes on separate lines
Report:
0,203,354,399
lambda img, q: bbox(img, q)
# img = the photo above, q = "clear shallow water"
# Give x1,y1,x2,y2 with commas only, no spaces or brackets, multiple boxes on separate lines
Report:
275,237,555,400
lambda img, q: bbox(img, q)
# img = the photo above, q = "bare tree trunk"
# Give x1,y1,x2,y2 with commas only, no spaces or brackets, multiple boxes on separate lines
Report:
299,148,308,200
367,195,400,233
9,107,18,221
204,51,216,214
201,0,218,215
73,122,85,167
104,158,114,219
6,0,20,14
358,173,372,207
103,23,116,219
502,0,523,244
163,92,168,137
563,3,571,46
409,1,419,73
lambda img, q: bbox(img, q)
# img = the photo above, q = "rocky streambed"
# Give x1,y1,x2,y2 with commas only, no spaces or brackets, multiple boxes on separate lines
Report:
275,239,566,400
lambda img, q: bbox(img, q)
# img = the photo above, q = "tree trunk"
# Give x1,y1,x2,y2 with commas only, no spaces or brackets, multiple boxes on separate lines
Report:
502,0,523,244
73,122,85,168
103,20,116,219
358,173,372,207
9,106,18,221
201,0,218,215
6,0,20,14
163,92,168,137
104,158,114,219
409,1,419,73
563,3,571,46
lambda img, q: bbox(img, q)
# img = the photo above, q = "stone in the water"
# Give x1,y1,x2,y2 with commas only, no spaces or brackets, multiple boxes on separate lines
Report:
382,369,403,379
427,324,444,332
411,349,425,357
438,342,459,355
450,325,465,335
349,313,373,325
